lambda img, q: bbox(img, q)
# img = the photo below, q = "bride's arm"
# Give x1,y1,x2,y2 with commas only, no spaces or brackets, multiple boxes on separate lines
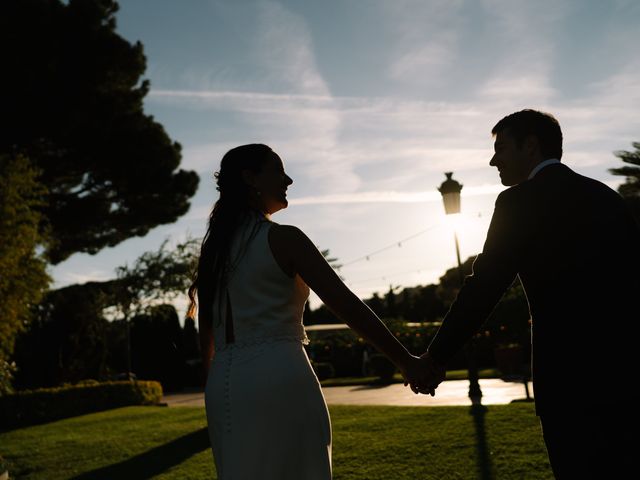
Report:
269,224,419,380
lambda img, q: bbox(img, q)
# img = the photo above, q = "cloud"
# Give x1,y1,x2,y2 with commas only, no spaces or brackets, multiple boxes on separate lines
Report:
381,0,463,86
256,1,330,95
240,1,366,192
480,0,568,39
151,72,638,193
390,40,457,83
149,89,336,105
289,183,505,206
146,0,640,209
474,0,571,106
478,76,556,105
50,270,112,288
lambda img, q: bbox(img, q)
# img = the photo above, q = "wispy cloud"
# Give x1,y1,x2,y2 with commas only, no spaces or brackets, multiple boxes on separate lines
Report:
382,0,463,86
51,270,112,288
474,0,571,107
290,184,505,206
256,1,331,96
153,74,639,192
245,1,366,192
149,89,337,104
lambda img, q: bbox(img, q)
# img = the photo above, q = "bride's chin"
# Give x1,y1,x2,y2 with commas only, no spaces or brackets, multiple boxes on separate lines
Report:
269,201,288,215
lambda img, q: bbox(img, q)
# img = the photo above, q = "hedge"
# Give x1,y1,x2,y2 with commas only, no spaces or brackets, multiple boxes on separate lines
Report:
368,354,397,382
311,362,336,380
0,380,163,430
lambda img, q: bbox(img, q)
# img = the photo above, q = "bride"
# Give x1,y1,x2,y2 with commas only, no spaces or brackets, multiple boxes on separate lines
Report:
188,144,426,479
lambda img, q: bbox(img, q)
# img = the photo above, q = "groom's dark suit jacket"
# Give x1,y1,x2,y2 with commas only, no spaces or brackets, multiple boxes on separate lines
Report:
429,163,640,415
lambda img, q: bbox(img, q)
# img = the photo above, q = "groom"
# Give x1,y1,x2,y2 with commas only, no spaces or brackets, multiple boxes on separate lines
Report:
417,109,640,478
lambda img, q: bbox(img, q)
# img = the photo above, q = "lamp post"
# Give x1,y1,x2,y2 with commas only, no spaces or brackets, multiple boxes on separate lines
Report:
438,172,483,404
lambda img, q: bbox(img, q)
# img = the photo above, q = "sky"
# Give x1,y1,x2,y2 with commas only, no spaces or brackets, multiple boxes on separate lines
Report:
50,0,640,317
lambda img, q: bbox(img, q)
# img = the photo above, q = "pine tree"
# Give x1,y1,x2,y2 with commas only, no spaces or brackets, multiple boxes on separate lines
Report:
609,141,640,223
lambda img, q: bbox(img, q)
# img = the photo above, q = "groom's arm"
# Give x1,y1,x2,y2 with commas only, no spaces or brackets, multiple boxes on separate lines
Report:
428,191,522,365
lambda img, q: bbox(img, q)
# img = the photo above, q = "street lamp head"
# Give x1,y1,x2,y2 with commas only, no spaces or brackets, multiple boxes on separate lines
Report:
438,172,463,215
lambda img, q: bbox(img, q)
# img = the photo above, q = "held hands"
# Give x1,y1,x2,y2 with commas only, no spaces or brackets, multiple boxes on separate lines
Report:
401,351,446,396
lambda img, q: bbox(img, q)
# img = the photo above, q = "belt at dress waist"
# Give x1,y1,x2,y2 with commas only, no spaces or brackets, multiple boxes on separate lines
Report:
215,334,310,351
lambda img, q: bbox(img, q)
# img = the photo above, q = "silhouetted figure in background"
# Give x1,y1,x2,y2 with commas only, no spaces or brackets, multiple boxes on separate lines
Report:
417,110,640,478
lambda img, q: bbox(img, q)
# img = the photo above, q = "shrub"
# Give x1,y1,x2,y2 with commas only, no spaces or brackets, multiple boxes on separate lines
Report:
0,360,16,396
312,362,335,381
306,330,364,377
368,354,397,383
0,380,162,430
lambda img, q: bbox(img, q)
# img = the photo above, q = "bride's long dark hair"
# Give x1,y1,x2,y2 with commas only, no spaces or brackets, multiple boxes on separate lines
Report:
187,143,273,326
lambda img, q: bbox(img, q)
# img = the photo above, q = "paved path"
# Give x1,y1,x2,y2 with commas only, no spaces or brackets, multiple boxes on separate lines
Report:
162,378,533,408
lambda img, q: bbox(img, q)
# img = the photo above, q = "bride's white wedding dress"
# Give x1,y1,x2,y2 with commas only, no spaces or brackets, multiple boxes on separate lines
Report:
205,216,332,479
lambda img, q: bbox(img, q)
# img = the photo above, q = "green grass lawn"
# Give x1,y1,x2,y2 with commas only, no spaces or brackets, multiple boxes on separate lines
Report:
0,403,552,479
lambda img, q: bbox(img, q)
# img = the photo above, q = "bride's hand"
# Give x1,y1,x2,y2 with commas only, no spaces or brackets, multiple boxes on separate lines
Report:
400,352,445,396
399,355,435,396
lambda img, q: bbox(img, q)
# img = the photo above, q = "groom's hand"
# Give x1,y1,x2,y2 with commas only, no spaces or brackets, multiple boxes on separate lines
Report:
409,351,446,396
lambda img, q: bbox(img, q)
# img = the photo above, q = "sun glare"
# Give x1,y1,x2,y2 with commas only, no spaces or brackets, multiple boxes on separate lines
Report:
443,212,464,232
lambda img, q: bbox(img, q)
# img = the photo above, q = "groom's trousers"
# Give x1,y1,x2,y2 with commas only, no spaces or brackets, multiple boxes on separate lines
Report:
539,405,639,479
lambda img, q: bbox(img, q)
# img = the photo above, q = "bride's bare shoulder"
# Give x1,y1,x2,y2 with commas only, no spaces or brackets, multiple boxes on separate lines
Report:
269,223,319,262
268,224,316,277
269,223,309,246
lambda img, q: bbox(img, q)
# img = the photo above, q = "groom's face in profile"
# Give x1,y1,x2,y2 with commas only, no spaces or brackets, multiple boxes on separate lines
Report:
490,129,531,186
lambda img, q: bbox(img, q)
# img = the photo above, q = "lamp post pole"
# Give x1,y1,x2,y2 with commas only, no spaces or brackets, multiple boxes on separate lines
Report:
438,172,483,404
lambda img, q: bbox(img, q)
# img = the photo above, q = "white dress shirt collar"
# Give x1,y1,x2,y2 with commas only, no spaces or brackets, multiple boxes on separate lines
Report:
528,158,561,180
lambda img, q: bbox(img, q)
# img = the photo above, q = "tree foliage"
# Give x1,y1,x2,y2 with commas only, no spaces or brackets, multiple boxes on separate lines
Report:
13,282,112,388
0,0,199,263
111,238,199,323
609,141,640,223
130,304,186,391
436,256,475,307
321,249,342,271
182,316,201,361
13,287,195,392
13,238,200,390
107,238,198,376
0,155,50,394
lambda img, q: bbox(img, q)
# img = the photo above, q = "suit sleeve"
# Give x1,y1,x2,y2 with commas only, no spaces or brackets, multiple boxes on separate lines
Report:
428,191,521,364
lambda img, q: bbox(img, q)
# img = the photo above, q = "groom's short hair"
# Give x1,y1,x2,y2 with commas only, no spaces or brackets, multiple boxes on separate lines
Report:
492,109,563,160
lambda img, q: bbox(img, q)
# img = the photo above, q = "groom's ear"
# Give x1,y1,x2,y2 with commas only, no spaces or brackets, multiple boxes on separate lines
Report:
523,134,540,157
